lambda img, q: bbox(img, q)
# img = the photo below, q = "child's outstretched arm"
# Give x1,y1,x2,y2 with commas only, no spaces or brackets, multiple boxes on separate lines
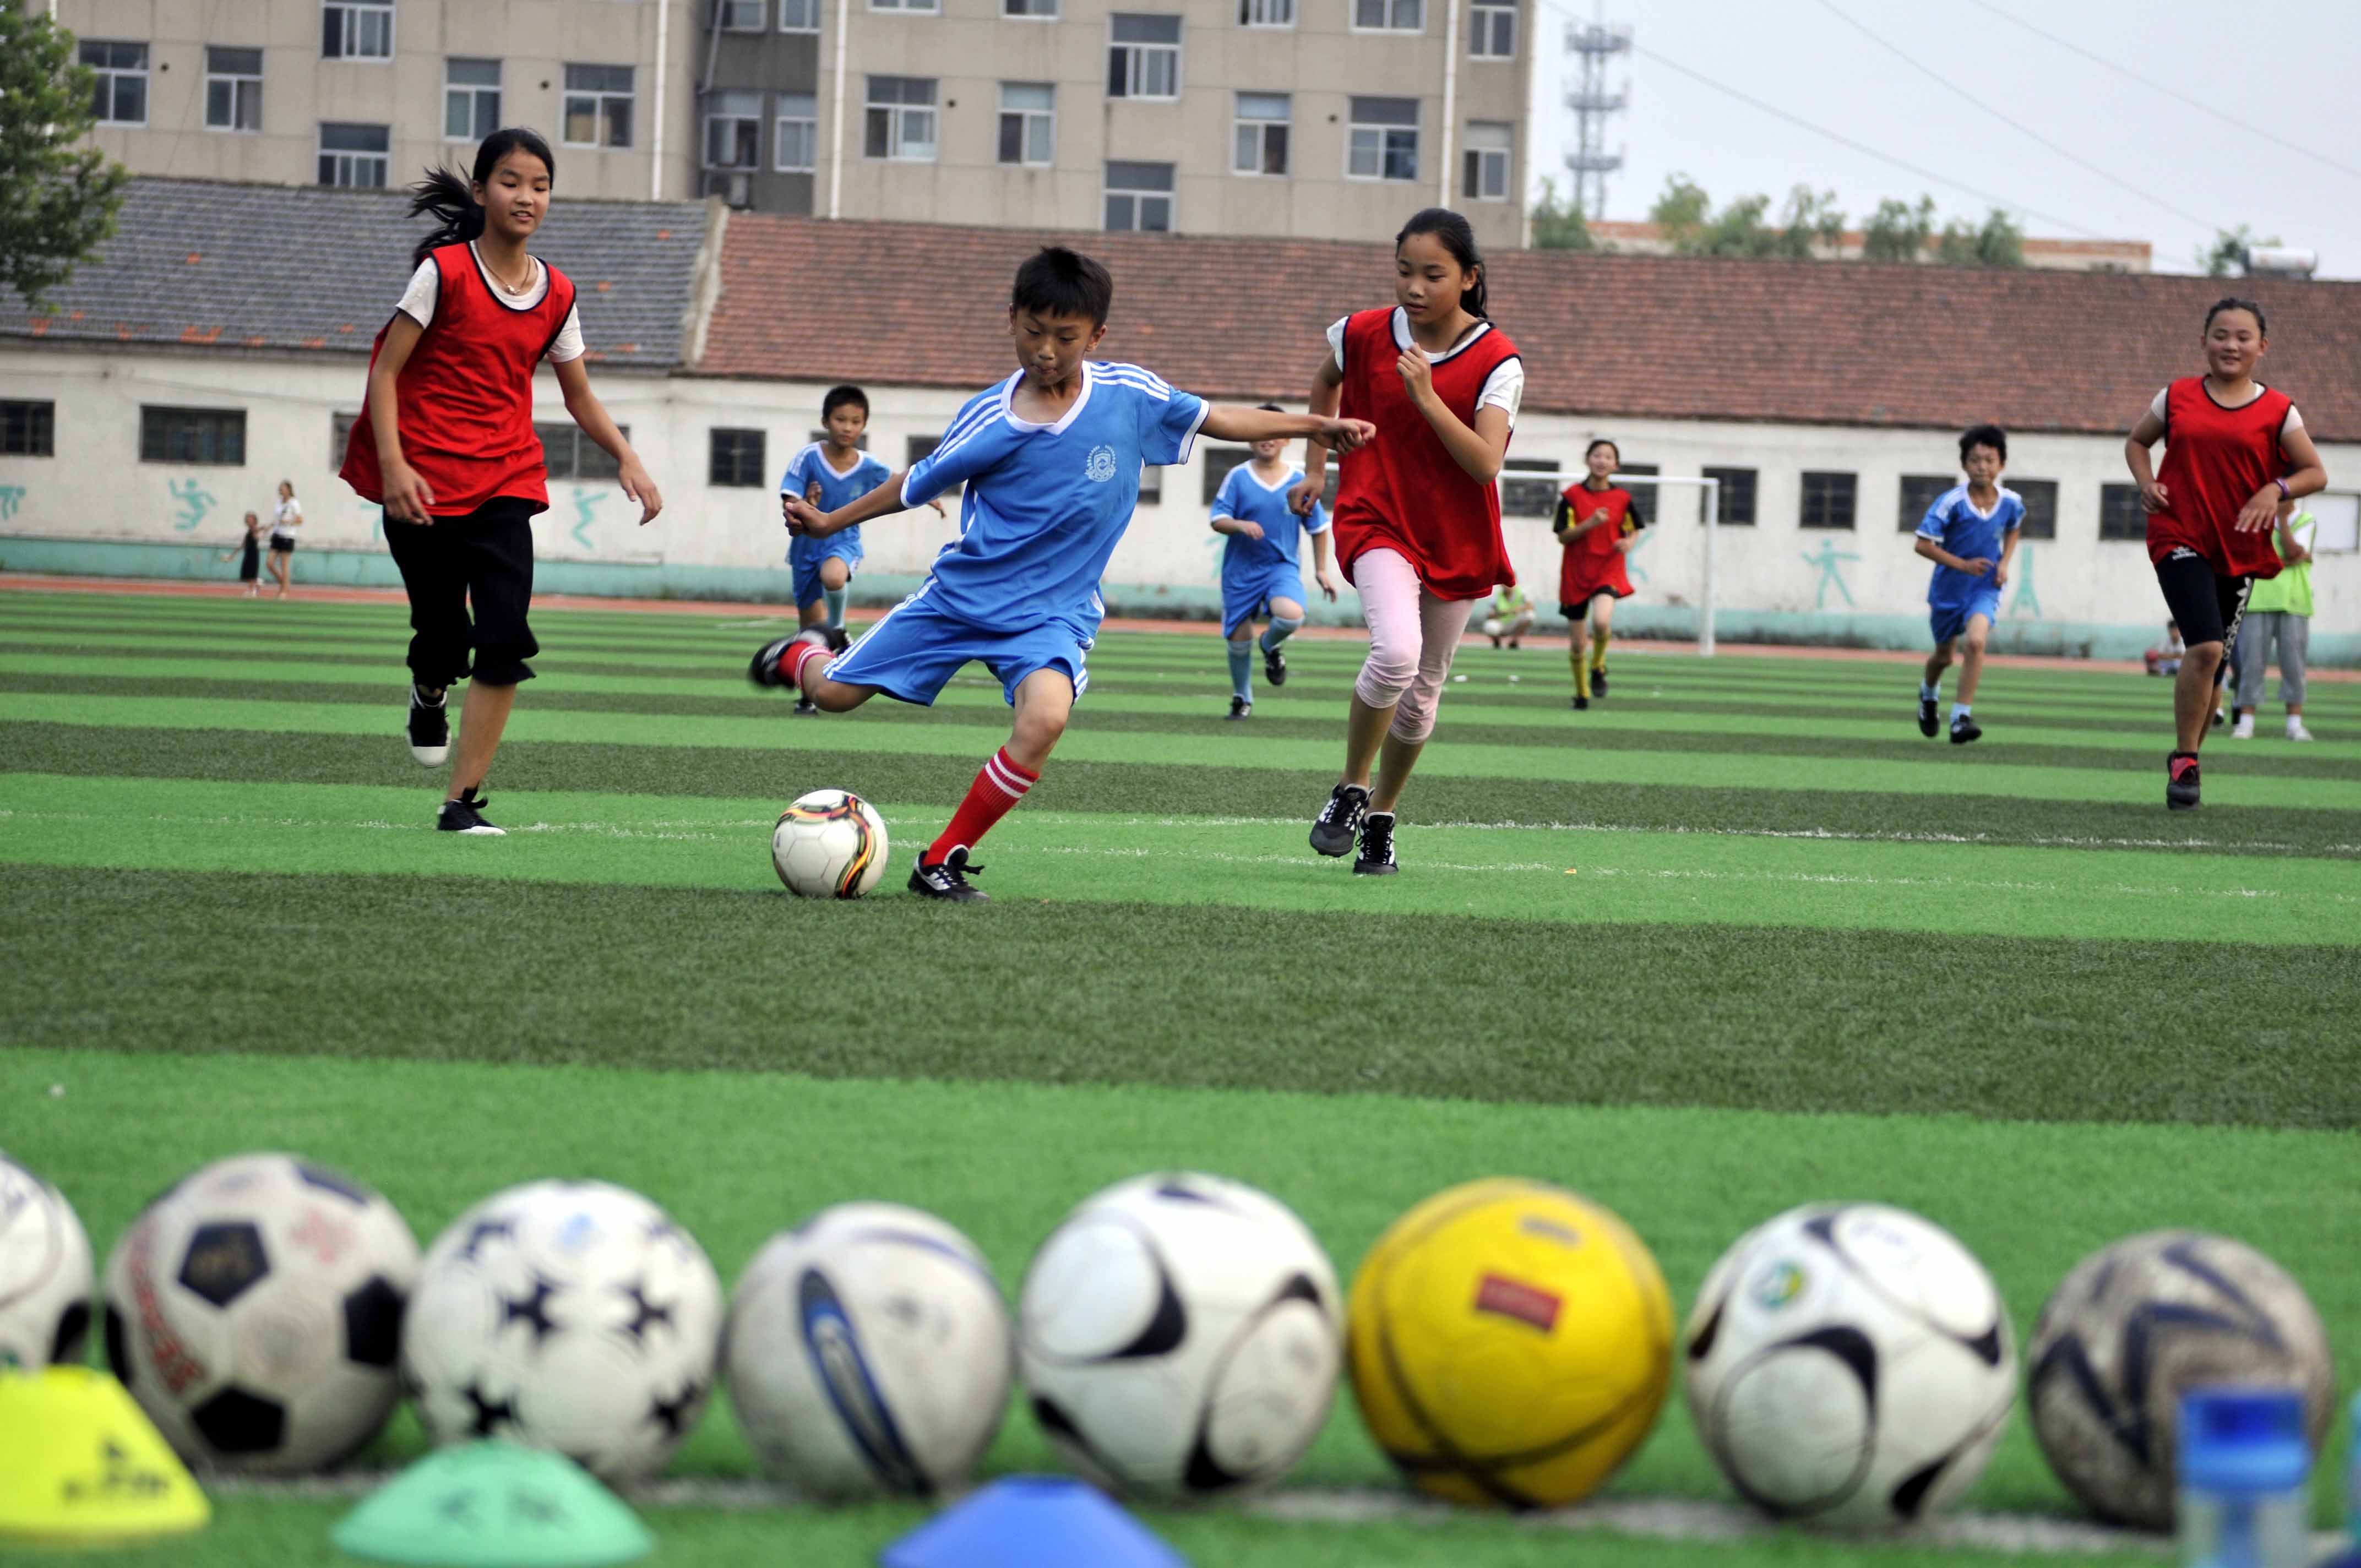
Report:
1290,355,1347,517
554,357,662,525
786,470,919,539
1198,404,1373,451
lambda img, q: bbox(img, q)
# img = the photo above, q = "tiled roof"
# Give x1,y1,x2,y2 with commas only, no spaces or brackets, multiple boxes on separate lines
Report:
3,178,712,369
700,216,2361,440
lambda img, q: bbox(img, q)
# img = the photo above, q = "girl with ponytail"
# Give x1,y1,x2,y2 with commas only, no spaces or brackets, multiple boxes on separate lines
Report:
340,127,662,836
1296,208,1523,875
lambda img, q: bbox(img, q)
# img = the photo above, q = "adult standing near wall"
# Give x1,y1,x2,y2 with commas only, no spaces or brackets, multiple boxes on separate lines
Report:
2231,497,2316,741
267,480,302,598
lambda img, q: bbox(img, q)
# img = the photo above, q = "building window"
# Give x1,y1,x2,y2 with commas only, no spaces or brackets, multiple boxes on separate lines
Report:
1347,97,1419,181
1233,92,1289,175
705,90,763,168
709,428,767,487
998,83,1054,166
1201,447,1250,503
1500,458,1559,518
1107,15,1181,100
779,0,821,30
1800,471,1857,530
720,0,766,28
204,47,263,133
322,2,394,60
563,64,636,148
864,77,938,160
869,0,939,13
140,407,246,466
444,58,500,141
318,122,390,186
2,400,56,458
81,41,148,125
537,422,625,481
775,92,817,171
1468,0,1514,56
1702,466,1755,525
2098,483,2146,542
2014,479,2058,540
1353,0,1422,30
1005,0,1059,16
1105,161,1174,232
1240,0,1294,24
1897,474,1951,532
1461,120,1510,200
1617,461,1660,519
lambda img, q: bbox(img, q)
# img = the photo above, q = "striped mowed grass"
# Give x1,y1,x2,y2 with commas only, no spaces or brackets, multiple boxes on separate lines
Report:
2,585,2354,1568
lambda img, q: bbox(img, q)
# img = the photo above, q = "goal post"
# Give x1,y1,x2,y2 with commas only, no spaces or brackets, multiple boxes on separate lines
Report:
1607,473,1723,658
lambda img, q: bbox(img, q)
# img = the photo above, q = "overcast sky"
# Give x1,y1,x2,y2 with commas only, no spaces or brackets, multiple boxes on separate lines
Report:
1527,0,2361,277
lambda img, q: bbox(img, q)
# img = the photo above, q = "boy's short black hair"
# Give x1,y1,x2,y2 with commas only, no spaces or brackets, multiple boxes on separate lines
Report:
822,385,868,421
1959,423,2007,463
1012,246,1113,329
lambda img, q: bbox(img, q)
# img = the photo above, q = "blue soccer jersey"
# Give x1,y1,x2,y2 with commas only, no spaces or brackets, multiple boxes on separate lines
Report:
782,443,894,513
900,361,1208,634
1212,462,1328,575
1917,484,2024,607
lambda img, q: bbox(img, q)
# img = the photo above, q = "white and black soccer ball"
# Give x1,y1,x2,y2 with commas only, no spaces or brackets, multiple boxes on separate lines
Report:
1684,1202,2015,1530
0,1152,94,1370
403,1179,723,1484
773,790,890,899
1018,1172,1342,1501
2026,1229,2333,1530
723,1202,1013,1499
100,1152,420,1473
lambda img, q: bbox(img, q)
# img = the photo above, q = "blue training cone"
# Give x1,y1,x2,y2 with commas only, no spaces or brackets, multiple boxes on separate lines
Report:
880,1477,1187,1568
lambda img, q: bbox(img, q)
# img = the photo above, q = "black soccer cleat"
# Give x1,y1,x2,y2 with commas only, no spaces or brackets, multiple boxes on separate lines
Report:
436,788,503,836
909,846,988,902
1591,665,1609,698
1950,716,1983,745
1226,696,1252,721
1310,782,1368,857
1571,694,1589,711
2167,754,2202,812
792,696,820,717
826,627,852,654
1353,810,1399,876
749,629,828,691
1264,645,1288,687
407,684,450,766
1918,694,1940,738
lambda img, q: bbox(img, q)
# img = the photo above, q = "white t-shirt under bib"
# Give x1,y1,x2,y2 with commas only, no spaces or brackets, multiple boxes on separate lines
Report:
396,242,586,363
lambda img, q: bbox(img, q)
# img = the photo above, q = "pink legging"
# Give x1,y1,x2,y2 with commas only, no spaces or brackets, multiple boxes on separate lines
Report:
1351,548,1477,744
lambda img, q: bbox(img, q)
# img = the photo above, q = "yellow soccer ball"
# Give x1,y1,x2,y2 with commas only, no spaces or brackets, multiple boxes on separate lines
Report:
1346,1178,1674,1509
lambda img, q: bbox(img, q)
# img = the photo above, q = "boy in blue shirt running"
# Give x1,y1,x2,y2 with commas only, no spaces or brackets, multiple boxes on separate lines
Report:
1913,423,2023,745
749,246,1373,901
1210,409,1336,718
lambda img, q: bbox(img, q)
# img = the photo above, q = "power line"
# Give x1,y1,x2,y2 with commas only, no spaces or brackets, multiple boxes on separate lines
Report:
1959,0,2361,186
1811,0,2221,234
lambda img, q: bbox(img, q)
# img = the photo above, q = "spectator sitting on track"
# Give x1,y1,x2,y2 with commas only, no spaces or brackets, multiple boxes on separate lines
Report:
1482,582,1535,647
2145,620,2185,677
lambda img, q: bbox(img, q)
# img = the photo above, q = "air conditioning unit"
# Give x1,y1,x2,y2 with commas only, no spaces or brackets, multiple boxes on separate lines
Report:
701,169,753,209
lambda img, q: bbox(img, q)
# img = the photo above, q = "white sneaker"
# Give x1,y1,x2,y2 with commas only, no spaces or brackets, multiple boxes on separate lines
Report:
2288,721,2314,742
2231,715,2254,739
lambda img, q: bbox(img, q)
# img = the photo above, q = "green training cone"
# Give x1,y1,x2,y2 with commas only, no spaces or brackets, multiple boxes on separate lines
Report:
332,1442,654,1568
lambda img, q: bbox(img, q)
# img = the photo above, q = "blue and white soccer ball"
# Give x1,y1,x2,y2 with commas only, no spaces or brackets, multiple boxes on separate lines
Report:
402,1179,724,1484
722,1202,1013,1499
1018,1172,1342,1502
0,1152,93,1370
1683,1202,2015,1530
772,790,890,899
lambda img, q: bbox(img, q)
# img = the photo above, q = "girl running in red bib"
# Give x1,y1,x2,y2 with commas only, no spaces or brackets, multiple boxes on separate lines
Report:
1554,438,1645,710
340,128,661,835
2124,297,2326,810
1297,209,1522,874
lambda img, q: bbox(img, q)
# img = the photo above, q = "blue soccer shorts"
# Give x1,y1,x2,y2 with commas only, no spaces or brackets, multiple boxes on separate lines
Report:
1221,564,1308,639
789,535,862,608
1929,587,2002,645
825,589,1091,707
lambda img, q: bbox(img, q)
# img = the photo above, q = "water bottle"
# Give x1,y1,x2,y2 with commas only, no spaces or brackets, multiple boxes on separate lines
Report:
2319,1392,2361,1568
2177,1387,2311,1568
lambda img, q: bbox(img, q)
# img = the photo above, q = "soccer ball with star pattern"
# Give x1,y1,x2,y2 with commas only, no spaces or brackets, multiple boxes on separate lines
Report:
400,1179,723,1484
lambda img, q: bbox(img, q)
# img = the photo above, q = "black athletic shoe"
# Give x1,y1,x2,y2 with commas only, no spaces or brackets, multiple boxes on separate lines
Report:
1264,645,1288,687
2167,754,2202,811
2211,706,2226,728
407,684,449,766
1310,782,1368,857
826,626,852,654
909,846,988,902
1353,811,1399,875
1489,634,1502,649
792,696,820,717
750,630,828,690
1950,716,1983,745
1571,694,1589,711
1591,666,1609,698
436,788,503,836
1917,694,1940,738
1226,696,1252,721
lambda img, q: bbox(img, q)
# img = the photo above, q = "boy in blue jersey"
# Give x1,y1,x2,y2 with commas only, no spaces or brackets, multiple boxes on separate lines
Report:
748,246,1373,901
1210,409,1336,718
1913,423,2023,745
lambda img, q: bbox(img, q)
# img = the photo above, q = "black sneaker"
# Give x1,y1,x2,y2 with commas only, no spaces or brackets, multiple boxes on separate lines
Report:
749,630,827,690
1264,645,1288,687
1591,666,1609,698
407,684,449,766
436,788,503,836
909,846,988,902
1950,716,1982,745
1353,811,1399,875
792,696,820,717
826,626,852,654
1571,694,1589,711
1310,782,1368,857
1489,634,1502,649
2211,706,2226,728
1226,696,1252,721
1917,694,1940,738
2167,754,2201,811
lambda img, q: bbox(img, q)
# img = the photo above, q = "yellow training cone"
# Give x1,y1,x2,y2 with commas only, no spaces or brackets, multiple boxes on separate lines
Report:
0,1366,210,1546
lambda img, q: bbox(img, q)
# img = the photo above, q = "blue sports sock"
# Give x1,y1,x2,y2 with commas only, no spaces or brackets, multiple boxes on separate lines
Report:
1227,641,1254,702
1952,703,1972,723
1919,680,1940,701
822,586,847,629
1259,614,1303,654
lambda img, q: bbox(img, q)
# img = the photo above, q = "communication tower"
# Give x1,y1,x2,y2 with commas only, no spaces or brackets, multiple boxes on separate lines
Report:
1564,14,1632,219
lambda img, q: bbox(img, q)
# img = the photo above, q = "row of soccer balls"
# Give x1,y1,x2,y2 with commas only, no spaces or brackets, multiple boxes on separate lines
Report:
0,1153,2336,1531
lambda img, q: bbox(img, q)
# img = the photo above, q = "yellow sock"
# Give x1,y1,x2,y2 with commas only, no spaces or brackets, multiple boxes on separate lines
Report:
1571,643,1590,698
1591,633,1610,671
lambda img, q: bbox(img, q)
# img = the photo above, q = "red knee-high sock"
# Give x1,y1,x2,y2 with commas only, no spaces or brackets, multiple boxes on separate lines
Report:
780,638,830,691
927,747,1038,865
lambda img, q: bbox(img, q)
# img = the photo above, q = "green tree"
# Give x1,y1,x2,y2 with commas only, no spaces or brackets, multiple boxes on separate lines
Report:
1862,196,1936,263
0,6,129,308
1936,209,2025,268
2198,225,2280,278
1775,185,1844,260
1647,175,1712,254
1528,177,1597,252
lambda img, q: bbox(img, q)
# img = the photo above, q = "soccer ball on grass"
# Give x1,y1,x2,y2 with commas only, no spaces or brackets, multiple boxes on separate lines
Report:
0,1152,94,1370
773,790,889,899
